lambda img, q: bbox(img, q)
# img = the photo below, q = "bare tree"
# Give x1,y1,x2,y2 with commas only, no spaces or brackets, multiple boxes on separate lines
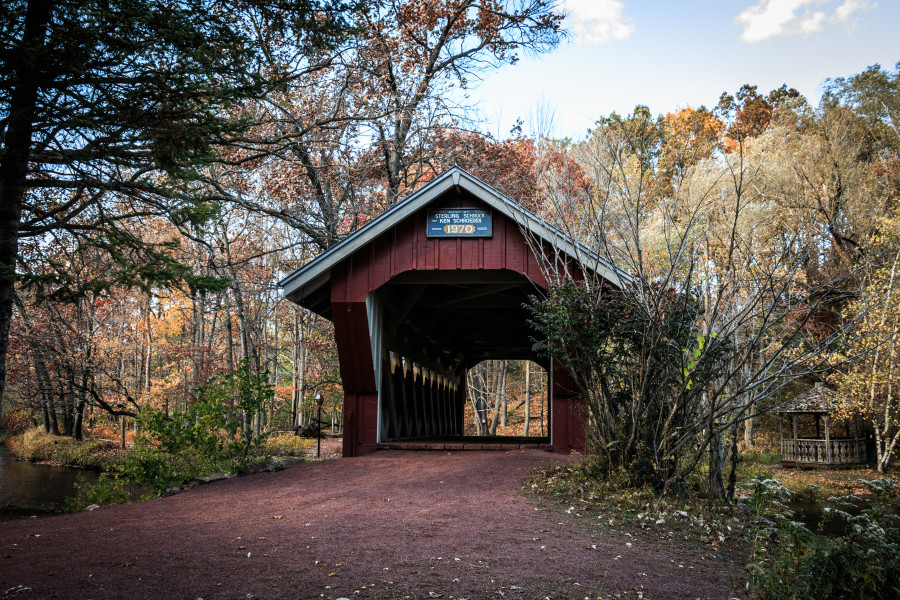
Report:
527,108,858,499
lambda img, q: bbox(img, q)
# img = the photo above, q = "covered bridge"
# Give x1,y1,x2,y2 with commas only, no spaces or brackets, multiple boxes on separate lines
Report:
280,167,624,456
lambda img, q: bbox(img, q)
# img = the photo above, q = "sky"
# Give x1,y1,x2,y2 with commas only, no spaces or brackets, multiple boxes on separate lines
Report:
473,0,900,140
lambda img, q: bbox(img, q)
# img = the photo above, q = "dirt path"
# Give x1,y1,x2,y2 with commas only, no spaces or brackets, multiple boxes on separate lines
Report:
1,451,745,599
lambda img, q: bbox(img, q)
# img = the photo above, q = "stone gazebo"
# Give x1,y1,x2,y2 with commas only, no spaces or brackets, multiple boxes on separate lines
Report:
778,382,868,468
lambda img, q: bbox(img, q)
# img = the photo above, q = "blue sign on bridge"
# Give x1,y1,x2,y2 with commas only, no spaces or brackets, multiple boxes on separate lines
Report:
426,208,492,238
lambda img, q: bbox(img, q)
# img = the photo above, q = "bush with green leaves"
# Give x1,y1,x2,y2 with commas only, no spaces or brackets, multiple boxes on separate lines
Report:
745,478,900,599
123,360,273,494
64,473,149,512
529,279,730,491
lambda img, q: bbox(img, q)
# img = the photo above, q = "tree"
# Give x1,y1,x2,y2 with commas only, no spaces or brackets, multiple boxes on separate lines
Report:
840,242,900,472
221,0,564,258
828,62,900,472
0,0,352,413
467,359,509,436
529,102,855,499
357,0,564,205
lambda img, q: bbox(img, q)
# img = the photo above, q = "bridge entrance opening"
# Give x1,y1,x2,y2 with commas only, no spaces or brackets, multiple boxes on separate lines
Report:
464,360,548,439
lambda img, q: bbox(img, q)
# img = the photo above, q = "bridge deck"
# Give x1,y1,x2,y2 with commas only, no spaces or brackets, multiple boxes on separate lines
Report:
377,436,552,451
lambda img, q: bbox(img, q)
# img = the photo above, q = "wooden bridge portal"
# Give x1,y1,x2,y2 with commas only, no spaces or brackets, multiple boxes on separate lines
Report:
280,167,623,456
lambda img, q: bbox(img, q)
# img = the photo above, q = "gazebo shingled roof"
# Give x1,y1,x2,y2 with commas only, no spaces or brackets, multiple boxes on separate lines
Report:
778,383,840,413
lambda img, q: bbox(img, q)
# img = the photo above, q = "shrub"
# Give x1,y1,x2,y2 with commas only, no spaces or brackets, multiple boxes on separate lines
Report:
8,428,128,470
526,456,657,508
0,407,30,436
89,423,137,444
528,280,732,492
264,432,313,457
64,473,149,512
125,359,273,494
745,478,900,599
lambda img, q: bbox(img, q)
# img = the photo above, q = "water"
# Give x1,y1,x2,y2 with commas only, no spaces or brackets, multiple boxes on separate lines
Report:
788,499,867,536
0,443,100,509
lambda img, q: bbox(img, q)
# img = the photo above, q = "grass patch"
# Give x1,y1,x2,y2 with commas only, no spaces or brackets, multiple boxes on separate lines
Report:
524,455,747,547
262,432,314,457
8,428,129,471
87,423,137,445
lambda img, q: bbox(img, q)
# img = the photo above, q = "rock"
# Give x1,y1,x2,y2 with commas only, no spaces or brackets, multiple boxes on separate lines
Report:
195,473,231,484
238,461,266,476
264,458,286,472
237,458,287,476
84,504,100,511
165,486,181,496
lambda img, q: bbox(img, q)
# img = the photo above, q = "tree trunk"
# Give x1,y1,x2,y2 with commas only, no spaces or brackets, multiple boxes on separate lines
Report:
726,422,740,502
488,361,506,436
190,289,204,402
47,397,59,435
14,294,59,434
498,360,508,428
708,429,727,500
72,367,90,442
62,365,76,435
72,395,86,441
524,362,531,436
292,309,308,430
743,416,754,449
467,367,487,436
270,294,278,428
878,319,900,473
143,315,152,409
0,0,53,415
870,250,900,471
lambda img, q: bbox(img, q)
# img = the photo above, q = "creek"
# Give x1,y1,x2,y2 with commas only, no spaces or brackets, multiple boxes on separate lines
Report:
0,443,100,510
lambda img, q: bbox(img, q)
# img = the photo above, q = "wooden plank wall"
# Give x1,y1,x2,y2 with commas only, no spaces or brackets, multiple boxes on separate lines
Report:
331,194,549,305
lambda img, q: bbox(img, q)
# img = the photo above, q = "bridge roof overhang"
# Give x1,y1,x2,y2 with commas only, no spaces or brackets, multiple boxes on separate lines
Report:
280,166,628,319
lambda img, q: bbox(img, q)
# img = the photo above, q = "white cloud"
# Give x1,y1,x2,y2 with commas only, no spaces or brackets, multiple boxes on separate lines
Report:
797,9,826,32
832,0,873,23
735,0,874,43
736,0,817,43
564,0,634,44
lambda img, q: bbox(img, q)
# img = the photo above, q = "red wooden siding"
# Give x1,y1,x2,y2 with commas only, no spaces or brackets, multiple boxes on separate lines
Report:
334,194,549,304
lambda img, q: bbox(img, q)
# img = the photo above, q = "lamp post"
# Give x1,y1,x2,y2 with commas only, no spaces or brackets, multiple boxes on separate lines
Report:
118,402,126,449
315,393,324,458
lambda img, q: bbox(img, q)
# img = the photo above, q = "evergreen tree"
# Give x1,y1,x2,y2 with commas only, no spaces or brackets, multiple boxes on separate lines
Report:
0,0,352,412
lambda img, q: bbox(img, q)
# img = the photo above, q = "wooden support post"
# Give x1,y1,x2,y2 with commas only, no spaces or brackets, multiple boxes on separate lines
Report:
455,377,465,435
824,415,832,465
413,364,422,437
779,414,784,459
423,367,432,436
437,377,447,436
401,359,411,438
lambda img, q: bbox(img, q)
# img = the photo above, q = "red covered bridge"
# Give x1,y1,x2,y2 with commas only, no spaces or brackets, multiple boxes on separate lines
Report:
280,167,624,456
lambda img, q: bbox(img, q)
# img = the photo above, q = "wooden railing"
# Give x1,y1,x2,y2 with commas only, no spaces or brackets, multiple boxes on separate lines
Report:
781,438,867,465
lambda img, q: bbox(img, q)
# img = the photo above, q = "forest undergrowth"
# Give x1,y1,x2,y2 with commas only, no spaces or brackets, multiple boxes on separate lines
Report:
525,449,900,599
